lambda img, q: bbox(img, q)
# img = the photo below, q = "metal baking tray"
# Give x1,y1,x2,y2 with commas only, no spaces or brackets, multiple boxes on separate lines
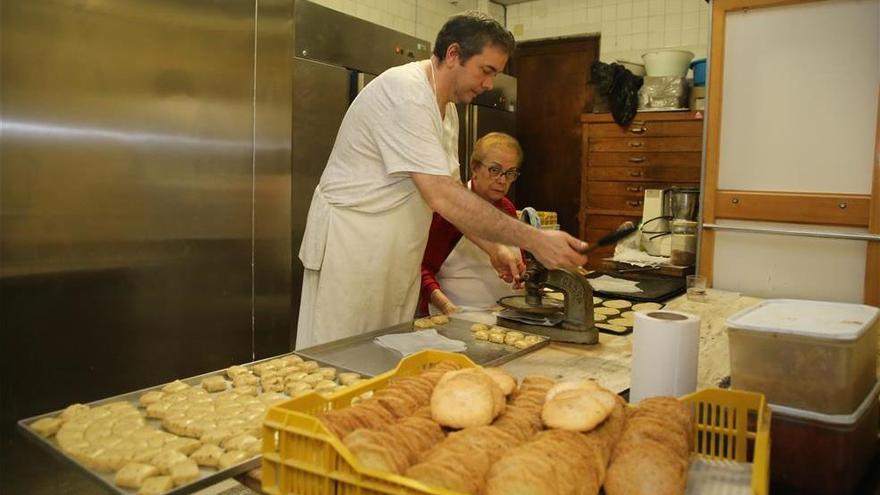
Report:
296,317,551,377
17,352,363,495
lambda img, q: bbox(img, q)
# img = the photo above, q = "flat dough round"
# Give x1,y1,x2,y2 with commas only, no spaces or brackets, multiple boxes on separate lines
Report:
592,313,608,322
596,323,628,333
632,302,663,312
594,307,620,316
593,297,603,304
608,318,633,327
413,318,434,329
603,299,632,309
620,311,635,320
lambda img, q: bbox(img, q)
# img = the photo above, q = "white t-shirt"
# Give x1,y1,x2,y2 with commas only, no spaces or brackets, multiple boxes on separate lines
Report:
319,61,460,213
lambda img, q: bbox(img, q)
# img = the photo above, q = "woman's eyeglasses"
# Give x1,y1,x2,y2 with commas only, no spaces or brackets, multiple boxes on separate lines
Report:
479,161,521,181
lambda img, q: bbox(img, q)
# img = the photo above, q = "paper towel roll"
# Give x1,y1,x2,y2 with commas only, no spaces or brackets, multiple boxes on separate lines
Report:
630,310,700,404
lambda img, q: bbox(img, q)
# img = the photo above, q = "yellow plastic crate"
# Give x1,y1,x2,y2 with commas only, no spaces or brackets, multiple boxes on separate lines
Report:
261,350,771,495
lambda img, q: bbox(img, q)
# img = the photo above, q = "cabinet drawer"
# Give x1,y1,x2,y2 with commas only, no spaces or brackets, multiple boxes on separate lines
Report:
587,181,679,196
589,137,702,152
589,120,702,138
582,214,642,232
586,194,646,213
589,152,702,167
587,166,701,182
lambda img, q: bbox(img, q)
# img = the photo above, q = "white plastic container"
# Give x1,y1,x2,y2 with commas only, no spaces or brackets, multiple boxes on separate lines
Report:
641,49,694,77
726,299,878,415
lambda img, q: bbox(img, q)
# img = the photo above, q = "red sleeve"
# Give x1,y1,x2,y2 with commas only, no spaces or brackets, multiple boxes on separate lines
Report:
419,212,463,316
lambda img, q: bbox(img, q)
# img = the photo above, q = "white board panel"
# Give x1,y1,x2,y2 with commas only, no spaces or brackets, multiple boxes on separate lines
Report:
711,220,868,302
718,0,879,194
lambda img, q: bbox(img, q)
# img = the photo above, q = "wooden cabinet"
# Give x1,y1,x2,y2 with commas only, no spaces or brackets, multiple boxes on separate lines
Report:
580,112,704,269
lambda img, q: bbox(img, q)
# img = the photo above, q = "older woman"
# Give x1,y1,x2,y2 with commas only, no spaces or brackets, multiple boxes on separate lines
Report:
419,132,525,315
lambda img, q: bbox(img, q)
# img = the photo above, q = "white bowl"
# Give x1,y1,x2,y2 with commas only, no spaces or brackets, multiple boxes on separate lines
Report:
641,49,695,77
615,59,646,76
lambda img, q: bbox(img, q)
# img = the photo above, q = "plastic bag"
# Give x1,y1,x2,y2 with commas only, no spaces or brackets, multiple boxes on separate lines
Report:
591,61,644,126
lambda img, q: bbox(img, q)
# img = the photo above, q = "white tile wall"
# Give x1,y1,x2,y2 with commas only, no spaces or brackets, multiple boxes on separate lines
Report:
311,0,502,48
506,0,710,64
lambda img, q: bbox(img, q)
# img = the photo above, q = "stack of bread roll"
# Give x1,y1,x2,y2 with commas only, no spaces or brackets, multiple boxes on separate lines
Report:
319,361,460,440
323,363,693,495
604,396,693,495
405,370,548,493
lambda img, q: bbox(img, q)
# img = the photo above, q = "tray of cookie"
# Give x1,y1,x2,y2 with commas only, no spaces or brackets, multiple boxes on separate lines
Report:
262,350,771,495
593,298,665,335
295,316,551,378
17,352,367,495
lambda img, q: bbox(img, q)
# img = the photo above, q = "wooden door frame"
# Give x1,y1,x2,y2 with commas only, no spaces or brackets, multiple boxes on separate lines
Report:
699,0,880,305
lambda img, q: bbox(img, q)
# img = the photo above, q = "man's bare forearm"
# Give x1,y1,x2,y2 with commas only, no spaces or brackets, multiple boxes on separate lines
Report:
413,173,538,251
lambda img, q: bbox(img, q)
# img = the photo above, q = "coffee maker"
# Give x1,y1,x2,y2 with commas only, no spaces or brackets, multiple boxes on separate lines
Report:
639,187,700,257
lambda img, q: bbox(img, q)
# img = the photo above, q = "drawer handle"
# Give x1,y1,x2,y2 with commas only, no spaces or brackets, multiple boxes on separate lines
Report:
629,127,646,134
628,141,644,148
629,171,643,177
625,186,642,192
628,156,646,163
626,200,643,207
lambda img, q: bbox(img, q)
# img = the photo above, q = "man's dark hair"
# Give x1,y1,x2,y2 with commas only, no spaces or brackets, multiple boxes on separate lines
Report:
433,11,516,63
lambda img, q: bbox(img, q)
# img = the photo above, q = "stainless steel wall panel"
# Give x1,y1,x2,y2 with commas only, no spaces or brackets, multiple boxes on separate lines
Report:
293,0,431,76
254,0,295,357
0,0,293,492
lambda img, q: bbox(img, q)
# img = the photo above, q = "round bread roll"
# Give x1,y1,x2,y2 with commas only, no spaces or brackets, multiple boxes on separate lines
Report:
488,332,505,344
523,335,543,345
504,333,524,346
541,389,616,432
430,314,449,325
489,326,508,334
413,318,434,329
545,379,601,402
474,329,489,340
482,367,517,396
432,369,505,428
338,372,361,386
470,323,489,333
604,299,632,309
513,340,531,349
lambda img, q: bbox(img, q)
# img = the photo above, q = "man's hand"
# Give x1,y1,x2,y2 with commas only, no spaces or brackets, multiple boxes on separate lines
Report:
488,245,525,284
430,289,459,315
528,230,589,269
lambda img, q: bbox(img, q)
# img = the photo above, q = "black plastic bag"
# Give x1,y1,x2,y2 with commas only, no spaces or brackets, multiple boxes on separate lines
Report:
591,61,643,127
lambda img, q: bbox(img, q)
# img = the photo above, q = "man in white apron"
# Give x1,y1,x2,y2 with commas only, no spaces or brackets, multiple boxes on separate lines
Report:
296,12,589,349
420,132,525,315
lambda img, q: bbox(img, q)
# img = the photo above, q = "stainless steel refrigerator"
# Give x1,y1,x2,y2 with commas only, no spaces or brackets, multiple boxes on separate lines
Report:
456,73,518,198
290,1,431,339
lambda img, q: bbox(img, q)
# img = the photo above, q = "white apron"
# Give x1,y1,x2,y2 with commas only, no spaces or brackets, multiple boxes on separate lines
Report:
429,236,520,315
296,104,459,349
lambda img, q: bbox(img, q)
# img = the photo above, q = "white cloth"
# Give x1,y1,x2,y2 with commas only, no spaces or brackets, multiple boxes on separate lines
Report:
296,61,459,350
429,236,520,314
374,329,467,357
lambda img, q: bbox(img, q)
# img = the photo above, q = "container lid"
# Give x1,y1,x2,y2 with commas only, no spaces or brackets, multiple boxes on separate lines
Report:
726,299,879,340
769,380,880,425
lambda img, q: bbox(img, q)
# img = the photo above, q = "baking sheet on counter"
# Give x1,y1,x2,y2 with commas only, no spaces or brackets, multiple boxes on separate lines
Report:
17,352,361,495
296,317,550,377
